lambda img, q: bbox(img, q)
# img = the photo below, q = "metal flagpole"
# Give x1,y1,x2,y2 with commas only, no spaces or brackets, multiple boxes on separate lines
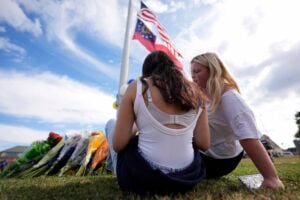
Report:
117,0,134,105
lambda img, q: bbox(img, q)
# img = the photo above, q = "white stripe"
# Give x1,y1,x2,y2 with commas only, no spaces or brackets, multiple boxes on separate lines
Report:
138,7,183,60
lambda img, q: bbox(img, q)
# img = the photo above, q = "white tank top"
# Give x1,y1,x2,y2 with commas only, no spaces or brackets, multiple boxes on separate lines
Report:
134,79,203,169
146,88,198,126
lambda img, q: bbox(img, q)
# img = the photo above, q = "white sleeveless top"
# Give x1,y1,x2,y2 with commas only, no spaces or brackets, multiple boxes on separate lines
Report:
134,79,203,169
146,88,198,126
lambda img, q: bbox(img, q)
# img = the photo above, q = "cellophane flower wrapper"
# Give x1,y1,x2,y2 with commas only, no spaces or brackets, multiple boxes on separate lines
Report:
1,141,50,178
13,132,64,178
20,149,62,178
76,131,106,176
19,138,65,178
1,132,63,178
0,136,60,178
45,135,81,175
58,136,89,176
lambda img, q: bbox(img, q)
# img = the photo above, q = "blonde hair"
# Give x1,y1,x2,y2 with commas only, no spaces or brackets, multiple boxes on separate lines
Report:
191,52,240,112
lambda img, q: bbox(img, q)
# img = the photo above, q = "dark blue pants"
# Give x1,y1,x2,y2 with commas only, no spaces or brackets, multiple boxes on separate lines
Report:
200,151,244,179
116,136,206,194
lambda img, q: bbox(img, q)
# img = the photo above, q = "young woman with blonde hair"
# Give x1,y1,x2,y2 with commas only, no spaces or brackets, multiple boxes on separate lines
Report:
190,52,284,189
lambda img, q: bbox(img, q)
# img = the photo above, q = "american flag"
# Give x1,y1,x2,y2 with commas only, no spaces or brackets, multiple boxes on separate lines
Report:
133,1,183,69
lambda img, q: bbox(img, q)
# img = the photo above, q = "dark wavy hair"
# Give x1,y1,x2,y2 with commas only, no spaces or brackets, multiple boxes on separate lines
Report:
141,51,201,111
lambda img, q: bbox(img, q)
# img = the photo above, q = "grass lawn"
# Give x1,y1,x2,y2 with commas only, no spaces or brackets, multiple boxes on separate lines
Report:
0,156,299,200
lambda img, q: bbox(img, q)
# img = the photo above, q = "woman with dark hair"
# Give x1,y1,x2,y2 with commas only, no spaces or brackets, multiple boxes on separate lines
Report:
106,51,210,194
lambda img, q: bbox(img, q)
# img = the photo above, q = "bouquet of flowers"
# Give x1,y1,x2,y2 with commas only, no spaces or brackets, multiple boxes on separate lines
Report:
76,131,106,176
58,136,89,176
45,134,81,175
0,132,62,178
88,138,109,175
19,137,65,178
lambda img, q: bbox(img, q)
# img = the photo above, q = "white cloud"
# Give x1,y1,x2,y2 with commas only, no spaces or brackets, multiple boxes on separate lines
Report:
260,45,300,96
252,97,299,149
193,0,220,5
0,124,49,147
0,70,116,124
178,0,300,69
144,0,186,13
0,124,104,151
17,0,127,45
15,0,126,77
174,0,300,149
58,32,116,77
169,1,186,12
0,0,42,37
0,37,26,56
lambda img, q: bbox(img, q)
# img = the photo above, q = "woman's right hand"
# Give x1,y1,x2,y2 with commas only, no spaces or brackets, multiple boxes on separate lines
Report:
240,139,284,190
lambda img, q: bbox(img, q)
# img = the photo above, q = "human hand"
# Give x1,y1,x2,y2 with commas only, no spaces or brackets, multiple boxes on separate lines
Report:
260,177,284,189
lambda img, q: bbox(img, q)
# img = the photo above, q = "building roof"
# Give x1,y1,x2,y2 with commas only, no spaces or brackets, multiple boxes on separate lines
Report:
0,146,28,154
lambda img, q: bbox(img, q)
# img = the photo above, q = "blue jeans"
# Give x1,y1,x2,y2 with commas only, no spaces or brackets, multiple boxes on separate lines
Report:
105,118,117,174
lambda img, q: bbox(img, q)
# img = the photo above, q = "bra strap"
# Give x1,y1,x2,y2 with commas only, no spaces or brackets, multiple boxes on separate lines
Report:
146,88,153,103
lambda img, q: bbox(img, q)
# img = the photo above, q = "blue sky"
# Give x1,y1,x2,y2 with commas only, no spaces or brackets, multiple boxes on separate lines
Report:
0,0,299,151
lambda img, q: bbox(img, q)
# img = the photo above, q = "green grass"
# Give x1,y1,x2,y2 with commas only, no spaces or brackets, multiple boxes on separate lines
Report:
0,156,299,200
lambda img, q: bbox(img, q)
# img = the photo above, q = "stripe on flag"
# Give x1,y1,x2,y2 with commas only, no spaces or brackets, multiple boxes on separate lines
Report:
133,1,183,69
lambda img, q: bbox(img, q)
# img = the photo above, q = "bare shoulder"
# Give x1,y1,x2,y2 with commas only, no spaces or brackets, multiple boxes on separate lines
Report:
123,79,137,101
127,80,137,93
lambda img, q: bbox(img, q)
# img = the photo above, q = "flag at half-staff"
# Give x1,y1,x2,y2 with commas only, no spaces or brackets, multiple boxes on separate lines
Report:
133,1,183,69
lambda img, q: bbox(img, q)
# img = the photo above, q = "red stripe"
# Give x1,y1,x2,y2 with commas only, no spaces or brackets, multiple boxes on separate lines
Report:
138,15,172,43
139,11,173,42
139,13,157,23
141,9,156,20
133,32,155,52
155,44,183,69
138,16,182,57
134,4,184,69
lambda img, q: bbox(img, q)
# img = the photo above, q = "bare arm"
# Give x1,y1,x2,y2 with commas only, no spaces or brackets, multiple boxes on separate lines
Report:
240,139,284,189
112,82,136,153
193,108,210,151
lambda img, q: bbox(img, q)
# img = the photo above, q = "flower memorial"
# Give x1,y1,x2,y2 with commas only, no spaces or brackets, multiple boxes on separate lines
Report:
0,131,109,178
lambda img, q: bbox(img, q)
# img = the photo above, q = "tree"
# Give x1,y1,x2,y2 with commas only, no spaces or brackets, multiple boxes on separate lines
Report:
295,112,300,138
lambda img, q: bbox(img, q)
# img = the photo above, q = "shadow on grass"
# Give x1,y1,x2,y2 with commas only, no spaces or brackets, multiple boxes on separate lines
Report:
0,176,121,200
0,176,248,200
1,157,299,200
0,175,282,200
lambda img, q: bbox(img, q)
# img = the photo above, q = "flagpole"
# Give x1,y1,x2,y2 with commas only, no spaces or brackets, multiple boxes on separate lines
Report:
117,0,134,105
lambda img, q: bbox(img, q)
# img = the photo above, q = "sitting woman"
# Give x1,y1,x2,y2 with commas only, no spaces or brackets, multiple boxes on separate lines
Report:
106,51,210,194
190,52,284,189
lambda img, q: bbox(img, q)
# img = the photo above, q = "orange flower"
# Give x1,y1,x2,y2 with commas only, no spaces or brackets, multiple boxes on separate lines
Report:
91,139,109,170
